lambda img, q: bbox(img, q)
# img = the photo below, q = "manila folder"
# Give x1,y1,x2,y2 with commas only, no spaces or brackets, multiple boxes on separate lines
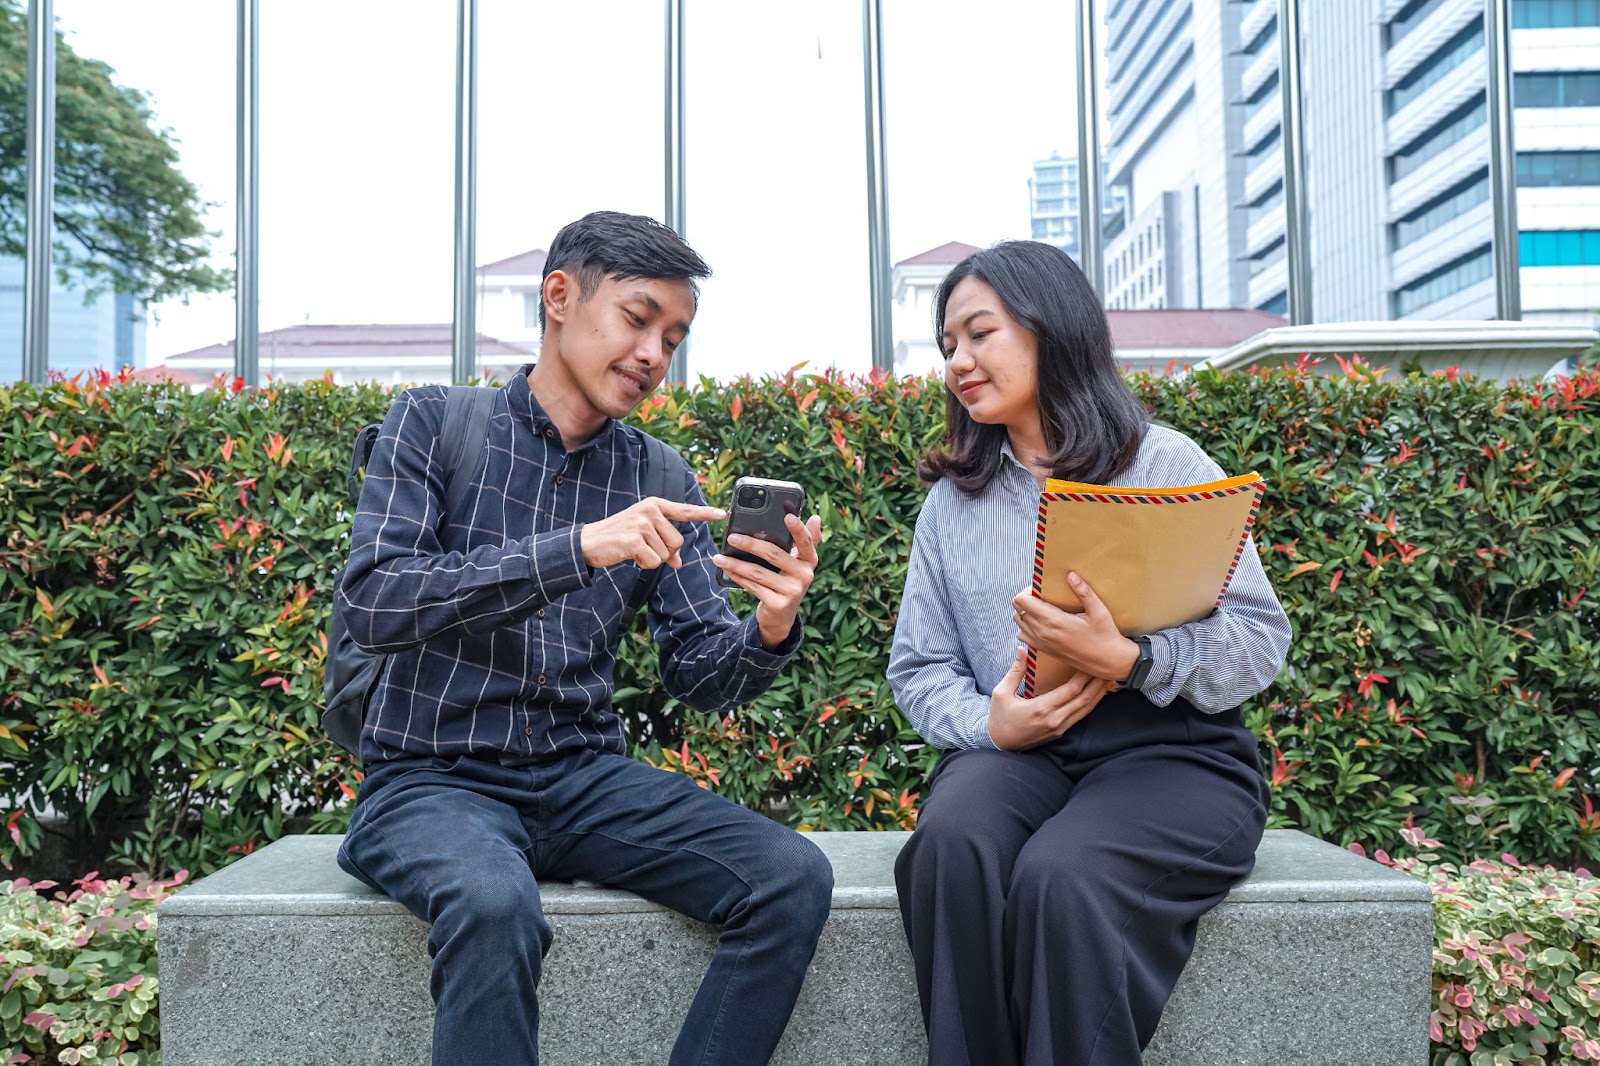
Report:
1023,472,1265,698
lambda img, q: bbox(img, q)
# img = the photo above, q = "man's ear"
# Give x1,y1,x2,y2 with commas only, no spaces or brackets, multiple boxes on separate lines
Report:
542,270,574,328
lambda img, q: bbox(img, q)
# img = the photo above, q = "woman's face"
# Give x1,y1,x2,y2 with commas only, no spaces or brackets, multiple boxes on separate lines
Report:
941,275,1038,432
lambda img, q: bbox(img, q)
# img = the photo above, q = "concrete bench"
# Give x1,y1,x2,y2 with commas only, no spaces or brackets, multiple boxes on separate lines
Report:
158,828,1431,1065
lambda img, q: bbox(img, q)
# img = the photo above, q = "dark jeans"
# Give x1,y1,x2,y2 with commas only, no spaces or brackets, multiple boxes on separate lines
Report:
337,749,835,1066
894,691,1269,1066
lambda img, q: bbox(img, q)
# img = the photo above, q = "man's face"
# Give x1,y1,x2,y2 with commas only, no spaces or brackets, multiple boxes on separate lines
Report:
546,271,696,420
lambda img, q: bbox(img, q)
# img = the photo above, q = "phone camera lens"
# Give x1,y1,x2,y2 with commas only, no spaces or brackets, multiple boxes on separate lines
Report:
737,486,768,509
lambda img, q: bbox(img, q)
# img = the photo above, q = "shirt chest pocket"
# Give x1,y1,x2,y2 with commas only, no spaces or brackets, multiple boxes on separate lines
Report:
547,568,641,647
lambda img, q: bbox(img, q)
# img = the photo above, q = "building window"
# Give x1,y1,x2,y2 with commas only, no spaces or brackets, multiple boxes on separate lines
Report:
1257,292,1289,315
1517,150,1600,186
1514,71,1600,108
1391,96,1487,182
1392,246,1492,316
523,292,541,330
1249,235,1287,277
1246,126,1283,161
1249,181,1285,225
1244,17,1278,55
1386,0,1452,48
1386,19,1483,117
1520,230,1600,266
1513,0,1600,28
1245,72,1280,123
1391,172,1490,249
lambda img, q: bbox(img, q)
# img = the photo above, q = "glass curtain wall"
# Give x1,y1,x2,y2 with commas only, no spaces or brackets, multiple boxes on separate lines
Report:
474,0,663,381
257,0,455,385
6,1,235,382
881,0,1077,376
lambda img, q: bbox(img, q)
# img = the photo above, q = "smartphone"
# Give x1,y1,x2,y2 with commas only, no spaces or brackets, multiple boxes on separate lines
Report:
718,477,806,589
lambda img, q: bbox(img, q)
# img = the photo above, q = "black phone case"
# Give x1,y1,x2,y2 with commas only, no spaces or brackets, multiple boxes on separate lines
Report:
718,480,805,588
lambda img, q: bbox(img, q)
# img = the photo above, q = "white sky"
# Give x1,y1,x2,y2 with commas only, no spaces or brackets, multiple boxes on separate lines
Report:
55,0,1084,381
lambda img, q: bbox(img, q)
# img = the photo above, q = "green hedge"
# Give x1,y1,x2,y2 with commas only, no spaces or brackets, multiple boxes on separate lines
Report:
1,362,1597,877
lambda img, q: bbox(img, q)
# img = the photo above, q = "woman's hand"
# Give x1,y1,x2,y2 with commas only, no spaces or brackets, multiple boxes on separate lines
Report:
1012,572,1140,683
987,646,1115,751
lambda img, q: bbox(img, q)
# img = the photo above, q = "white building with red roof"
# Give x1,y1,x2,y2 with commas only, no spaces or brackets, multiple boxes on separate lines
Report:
891,241,1287,377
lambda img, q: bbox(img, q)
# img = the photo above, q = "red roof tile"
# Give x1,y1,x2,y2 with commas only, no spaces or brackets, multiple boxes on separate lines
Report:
895,241,983,268
165,324,537,365
476,249,548,277
1107,309,1287,351
131,365,202,385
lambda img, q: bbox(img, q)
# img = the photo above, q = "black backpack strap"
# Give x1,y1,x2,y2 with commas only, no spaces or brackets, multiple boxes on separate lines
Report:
628,430,687,615
638,429,677,505
347,424,381,505
438,386,498,526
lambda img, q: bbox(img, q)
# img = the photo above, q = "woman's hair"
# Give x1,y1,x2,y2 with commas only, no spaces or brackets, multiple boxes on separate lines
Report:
920,241,1148,494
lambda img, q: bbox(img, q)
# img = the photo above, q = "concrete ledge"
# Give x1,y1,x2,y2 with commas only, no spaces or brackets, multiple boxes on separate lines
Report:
158,828,1432,1065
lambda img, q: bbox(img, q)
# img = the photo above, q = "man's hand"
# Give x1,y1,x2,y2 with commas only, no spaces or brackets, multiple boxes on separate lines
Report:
712,513,823,648
987,645,1113,751
581,498,727,571
1011,572,1140,683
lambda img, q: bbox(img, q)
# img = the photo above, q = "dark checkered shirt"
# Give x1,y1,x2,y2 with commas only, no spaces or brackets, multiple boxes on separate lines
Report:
336,367,801,764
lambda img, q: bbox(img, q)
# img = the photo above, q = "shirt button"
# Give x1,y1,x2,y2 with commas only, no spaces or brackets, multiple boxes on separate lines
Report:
537,674,548,685
554,475,564,486
524,725,533,736
544,427,556,438
536,608,546,619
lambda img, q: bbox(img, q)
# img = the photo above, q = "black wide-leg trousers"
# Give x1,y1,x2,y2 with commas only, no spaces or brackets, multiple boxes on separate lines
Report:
894,691,1269,1066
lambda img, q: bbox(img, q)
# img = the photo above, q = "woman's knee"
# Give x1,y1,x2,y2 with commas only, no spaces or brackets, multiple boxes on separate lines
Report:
898,794,1017,884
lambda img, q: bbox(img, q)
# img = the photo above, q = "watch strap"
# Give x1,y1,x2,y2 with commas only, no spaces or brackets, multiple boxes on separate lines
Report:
1125,636,1154,689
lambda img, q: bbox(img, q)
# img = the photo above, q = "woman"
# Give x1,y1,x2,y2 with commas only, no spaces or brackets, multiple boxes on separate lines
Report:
889,241,1291,1066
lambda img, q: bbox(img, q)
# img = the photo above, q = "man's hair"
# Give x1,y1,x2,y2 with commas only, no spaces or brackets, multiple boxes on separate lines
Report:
539,211,711,332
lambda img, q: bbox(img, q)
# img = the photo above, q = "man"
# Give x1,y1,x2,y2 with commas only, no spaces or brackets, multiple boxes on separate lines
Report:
335,211,833,1066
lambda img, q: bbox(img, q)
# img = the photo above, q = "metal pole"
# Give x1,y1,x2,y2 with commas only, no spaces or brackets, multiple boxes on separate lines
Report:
22,0,54,385
235,0,259,385
1073,0,1104,296
665,0,689,383
1485,0,1521,320
1277,0,1312,325
451,0,479,385
862,0,893,373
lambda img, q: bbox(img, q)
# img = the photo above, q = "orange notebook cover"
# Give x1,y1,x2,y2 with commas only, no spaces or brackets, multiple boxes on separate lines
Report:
1021,472,1265,698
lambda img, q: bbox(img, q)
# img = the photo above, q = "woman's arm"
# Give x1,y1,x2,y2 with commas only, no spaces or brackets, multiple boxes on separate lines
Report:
888,489,1002,751
1141,531,1290,712
1137,433,1291,712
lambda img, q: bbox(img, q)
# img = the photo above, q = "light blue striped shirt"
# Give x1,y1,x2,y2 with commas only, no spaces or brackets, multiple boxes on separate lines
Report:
888,424,1292,751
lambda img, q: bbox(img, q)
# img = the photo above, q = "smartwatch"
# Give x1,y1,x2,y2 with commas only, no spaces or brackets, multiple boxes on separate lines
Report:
1123,635,1154,689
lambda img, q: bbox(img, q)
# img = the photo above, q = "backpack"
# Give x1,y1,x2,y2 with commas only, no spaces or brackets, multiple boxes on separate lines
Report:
321,385,683,757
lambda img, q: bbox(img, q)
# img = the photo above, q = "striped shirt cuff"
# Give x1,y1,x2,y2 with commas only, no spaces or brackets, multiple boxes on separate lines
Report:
526,524,594,602
739,611,803,665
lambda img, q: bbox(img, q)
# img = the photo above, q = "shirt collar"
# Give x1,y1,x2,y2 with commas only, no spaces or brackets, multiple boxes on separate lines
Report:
997,437,1042,493
508,364,618,455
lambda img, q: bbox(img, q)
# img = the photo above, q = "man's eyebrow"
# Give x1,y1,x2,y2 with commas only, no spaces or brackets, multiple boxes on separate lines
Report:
626,289,692,335
627,291,664,315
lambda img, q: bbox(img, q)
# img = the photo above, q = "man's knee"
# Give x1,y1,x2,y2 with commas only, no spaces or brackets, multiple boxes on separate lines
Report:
434,864,552,954
760,830,835,933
